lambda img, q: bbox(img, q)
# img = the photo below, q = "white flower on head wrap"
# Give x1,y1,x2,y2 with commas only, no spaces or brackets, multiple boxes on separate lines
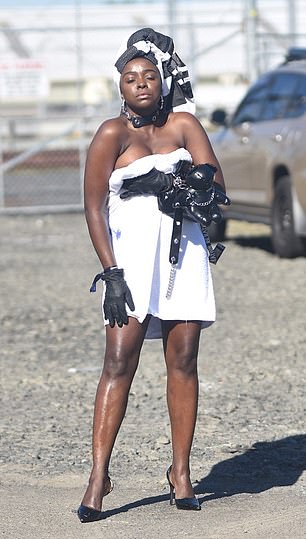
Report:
113,27,196,115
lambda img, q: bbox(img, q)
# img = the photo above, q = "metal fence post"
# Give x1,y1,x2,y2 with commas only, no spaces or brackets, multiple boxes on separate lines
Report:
245,0,259,82
168,0,177,41
0,121,4,209
288,0,297,46
75,0,86,209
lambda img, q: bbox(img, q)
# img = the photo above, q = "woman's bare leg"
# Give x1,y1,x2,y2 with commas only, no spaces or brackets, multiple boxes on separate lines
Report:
162,320,201,499
81,315,150,510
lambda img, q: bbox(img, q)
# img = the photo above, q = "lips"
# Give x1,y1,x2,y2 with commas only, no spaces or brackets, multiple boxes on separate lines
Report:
136,93,151,99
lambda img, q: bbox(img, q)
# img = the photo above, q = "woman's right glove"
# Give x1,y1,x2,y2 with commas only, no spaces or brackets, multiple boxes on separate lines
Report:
90,268,135,328
120,168,173,199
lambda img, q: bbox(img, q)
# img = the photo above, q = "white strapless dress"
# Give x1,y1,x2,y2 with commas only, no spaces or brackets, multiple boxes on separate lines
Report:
106,148,215,339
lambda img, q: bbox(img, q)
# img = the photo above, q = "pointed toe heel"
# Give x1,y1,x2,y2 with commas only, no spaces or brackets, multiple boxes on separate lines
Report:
77,475,113,523
166,466,201,511
77,504,104,523
175,497,201,511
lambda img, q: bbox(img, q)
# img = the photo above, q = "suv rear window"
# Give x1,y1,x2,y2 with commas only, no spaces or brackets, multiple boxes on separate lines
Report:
231,70,306,125
261,73,299,120
284,74,306,118
231,74,271,125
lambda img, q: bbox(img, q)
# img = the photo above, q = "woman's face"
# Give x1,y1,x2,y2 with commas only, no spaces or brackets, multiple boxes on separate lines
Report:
120,57,162,114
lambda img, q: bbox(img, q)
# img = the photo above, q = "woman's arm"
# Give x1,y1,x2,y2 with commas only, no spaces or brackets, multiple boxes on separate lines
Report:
176,113,226,192
84,120,122,269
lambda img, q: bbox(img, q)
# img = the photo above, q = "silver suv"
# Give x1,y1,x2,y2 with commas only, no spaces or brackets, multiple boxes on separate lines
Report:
210,49,306,258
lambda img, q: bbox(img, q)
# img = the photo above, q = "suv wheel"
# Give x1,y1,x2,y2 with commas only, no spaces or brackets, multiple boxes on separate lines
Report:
272,176,305,258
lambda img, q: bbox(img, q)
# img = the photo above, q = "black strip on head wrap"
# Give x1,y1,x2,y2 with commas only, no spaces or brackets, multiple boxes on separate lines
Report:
115,27,173,74
115,47,157,74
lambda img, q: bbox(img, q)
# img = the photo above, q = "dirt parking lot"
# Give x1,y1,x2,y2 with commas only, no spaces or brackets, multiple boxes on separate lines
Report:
0,213,305,538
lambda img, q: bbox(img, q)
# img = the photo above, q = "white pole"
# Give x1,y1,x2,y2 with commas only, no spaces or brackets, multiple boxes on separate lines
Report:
74,0,86,208
168,0,177,40
245,0,258,82
288,0,297,46
0,122,4,209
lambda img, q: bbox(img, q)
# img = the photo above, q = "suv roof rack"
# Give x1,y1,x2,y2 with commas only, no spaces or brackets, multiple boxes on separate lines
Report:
285,47,306,62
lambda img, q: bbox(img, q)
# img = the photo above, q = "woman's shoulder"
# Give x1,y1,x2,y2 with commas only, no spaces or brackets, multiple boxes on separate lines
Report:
164,111,204,140
90,116,127,150
95,116,124,138
166,111,202,132
168,110,198,121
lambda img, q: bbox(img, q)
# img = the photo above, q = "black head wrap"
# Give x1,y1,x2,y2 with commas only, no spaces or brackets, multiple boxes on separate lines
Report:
114,27,195,114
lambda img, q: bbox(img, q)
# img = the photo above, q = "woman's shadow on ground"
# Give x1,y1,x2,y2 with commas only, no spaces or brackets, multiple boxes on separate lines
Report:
194,434,306,502
100,434,306,517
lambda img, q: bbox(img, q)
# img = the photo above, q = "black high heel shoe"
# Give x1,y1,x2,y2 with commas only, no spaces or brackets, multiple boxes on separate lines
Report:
77,477,114,523
77,505,104,523
166,466,201,511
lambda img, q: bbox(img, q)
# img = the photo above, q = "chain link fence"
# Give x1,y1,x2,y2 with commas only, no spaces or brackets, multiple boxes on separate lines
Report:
0,0,305,213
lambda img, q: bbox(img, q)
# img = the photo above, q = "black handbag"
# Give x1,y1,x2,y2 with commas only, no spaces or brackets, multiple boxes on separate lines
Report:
157,161,230,266
158,161,222,225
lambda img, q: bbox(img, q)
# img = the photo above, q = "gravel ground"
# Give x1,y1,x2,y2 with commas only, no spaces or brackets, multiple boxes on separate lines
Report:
0,213,305,539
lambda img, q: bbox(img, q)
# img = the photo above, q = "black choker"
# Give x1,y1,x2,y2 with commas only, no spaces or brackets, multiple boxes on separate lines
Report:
121,105,160,128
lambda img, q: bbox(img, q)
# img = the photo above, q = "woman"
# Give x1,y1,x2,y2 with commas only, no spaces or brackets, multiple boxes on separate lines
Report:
77,28,228,523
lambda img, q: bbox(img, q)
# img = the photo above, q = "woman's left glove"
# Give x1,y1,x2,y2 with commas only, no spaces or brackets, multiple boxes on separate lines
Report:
90,268,135,328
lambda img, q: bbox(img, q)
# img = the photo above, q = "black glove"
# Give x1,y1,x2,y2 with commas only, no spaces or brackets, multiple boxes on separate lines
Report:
120,168,173,199
90,268,135,328
214,183,231,206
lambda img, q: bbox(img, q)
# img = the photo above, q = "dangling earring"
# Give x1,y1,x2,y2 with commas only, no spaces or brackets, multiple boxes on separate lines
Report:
120,98,132,122
159,95,164,111
120,97,127,114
